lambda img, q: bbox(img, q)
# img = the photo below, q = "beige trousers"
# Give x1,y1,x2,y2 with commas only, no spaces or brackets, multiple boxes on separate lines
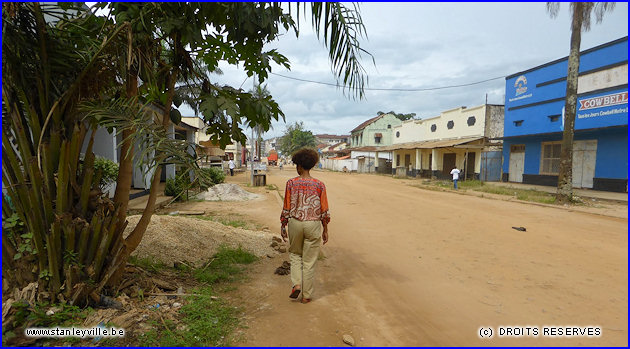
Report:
287,218,322,299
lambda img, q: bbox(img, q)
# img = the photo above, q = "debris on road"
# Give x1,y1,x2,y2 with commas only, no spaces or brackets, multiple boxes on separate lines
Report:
511,226,527,231
343,334,355,346
275,261,291,275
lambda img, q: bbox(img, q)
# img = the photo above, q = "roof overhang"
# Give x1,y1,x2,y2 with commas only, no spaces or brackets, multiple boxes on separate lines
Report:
380,136,485,151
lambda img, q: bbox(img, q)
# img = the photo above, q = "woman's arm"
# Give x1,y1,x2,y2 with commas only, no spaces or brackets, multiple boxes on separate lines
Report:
280,181,292,242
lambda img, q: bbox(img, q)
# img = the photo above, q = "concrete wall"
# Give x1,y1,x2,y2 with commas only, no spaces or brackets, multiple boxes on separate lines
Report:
321,158,358,172
484,105,505,140
392,119,424,144
421,105,486,141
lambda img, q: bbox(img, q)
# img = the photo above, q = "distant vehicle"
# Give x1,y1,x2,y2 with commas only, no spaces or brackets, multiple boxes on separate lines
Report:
267,149,278,166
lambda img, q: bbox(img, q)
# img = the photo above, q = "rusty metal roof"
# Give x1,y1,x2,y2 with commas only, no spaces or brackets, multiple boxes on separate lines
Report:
379,136,485,151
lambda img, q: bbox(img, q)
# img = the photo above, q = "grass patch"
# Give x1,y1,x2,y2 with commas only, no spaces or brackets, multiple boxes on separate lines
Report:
194,245,258,284
3,302,93,346
416,180,557,204
266,184,278,191
139,287,240,347
140,246,257,346
129,255,168,273
189,215,249,229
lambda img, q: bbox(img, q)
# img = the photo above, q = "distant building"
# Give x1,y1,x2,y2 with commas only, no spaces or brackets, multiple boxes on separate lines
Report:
349,113,402,148
344,113,402,173
502,36,627,192
315,134,349,146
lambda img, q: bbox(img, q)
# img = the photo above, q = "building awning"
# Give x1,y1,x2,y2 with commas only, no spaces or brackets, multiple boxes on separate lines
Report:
379,136,485,151
374,133,383,137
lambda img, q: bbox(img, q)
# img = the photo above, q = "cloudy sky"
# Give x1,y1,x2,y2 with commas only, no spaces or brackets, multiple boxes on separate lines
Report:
181,2,628,139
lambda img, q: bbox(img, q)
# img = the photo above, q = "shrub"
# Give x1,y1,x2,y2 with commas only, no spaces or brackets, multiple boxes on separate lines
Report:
199,167,225,190
206,167,225,185
165,175,192,201
93,157,119,190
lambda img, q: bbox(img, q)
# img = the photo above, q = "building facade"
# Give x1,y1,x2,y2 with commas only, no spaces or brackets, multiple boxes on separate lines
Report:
315,134,349,146
349,113,402,147
383,104,504,179
502,37,628,192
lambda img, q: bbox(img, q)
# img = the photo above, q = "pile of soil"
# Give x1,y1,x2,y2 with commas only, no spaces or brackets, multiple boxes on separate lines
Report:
125,215,275,266
195,183,260,201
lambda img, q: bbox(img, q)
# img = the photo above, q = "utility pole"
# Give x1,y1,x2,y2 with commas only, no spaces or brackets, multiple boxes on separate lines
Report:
250,126,254,186
250,73,256,186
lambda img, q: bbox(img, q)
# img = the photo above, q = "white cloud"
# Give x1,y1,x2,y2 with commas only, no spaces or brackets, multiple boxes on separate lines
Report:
187,2,628,139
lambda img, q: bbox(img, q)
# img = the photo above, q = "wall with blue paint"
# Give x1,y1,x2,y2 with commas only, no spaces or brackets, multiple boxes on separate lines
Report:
502,127,627,179
504,37,628,138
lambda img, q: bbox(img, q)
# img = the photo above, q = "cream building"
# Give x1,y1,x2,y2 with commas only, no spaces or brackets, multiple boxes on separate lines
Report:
382,104,504,180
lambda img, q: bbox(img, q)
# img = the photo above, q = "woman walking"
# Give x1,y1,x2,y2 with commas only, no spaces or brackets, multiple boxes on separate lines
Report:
280,148,330,303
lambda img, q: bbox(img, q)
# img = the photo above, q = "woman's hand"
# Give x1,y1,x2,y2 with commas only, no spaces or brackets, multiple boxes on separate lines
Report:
281,225,288,242
322,225,328,245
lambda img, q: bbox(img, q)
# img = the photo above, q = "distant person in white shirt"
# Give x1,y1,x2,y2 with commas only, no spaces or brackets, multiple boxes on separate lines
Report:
228,159,235,176
450,166,460,190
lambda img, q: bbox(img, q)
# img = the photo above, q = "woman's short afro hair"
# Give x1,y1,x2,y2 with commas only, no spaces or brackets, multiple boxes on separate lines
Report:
292,148,319,170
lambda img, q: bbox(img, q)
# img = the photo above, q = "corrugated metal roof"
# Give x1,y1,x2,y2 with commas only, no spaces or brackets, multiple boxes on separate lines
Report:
379,136,485,151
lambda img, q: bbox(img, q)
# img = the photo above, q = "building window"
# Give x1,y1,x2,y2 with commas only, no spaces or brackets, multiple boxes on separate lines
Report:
396,154,400,166
540,141,562,175
431,124,437,132
548,114,561,122
467,116,476,126
514,120,524,127
396,131,400,138
375,137,381,143
447,120,454,129
388,124,391,129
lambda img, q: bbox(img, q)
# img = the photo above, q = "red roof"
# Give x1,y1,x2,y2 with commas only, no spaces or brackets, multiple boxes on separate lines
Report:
351,115,382,133
316,134,349,139
330,155,350,160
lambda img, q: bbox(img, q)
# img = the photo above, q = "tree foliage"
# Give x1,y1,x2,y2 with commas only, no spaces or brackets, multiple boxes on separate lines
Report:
377,110,417,121
2,2,371,307
278,122,318,156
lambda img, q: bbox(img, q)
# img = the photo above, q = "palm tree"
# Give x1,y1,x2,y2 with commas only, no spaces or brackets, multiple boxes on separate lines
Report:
547,2,616,203
2,2,372,306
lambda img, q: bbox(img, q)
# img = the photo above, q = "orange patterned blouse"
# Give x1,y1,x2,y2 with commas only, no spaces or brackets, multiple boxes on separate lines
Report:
280,177,330,227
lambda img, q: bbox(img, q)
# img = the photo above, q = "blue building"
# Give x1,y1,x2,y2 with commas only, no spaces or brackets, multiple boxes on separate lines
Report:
502,37,628,192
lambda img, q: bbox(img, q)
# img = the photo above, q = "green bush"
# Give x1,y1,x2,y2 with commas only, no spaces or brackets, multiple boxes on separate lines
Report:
206,167,225,185
93,157,119,190
199,167,225,190
165,176,191,201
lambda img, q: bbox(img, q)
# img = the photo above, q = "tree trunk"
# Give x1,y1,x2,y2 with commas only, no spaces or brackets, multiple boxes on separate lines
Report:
112,72,137,224
557,3,583,203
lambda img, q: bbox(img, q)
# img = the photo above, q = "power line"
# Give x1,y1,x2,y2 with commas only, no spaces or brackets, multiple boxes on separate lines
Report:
269,72,506,92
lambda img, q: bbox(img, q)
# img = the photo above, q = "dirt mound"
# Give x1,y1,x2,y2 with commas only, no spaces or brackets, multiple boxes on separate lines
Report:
195,183,260,201
125,215,275,266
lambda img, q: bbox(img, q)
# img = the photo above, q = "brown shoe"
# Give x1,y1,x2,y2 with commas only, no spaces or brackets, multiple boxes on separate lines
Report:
300,298,311,304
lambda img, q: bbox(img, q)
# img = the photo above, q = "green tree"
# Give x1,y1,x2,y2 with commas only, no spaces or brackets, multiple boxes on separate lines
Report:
278,122,318,155
2,2,372,305
377,110,417,121
547,2,615,203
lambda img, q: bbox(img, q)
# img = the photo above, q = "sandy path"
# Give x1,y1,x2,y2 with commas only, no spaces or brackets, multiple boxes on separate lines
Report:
181,167,627,346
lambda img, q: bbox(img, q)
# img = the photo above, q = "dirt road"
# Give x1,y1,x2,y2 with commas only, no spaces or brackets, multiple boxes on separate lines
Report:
183,168,627,346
